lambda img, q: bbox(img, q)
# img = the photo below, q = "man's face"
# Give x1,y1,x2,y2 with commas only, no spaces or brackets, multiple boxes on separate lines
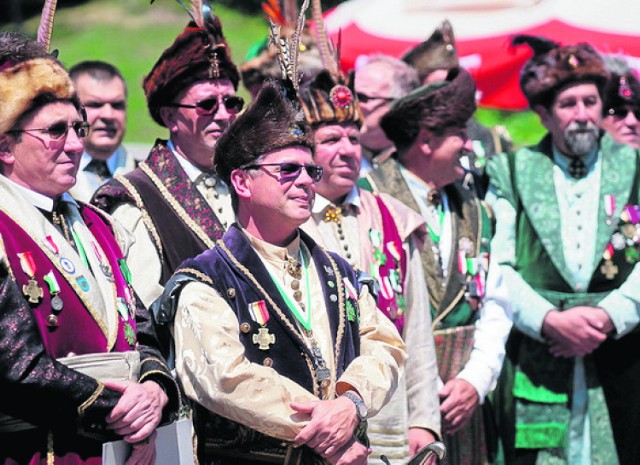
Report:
0,101,85,198
419,126,471,189
238,146,317,230
354,62,396,152
602,104,640,149
314,123,361,203
163,79,238,170
539,82,603,157
75,74,126,160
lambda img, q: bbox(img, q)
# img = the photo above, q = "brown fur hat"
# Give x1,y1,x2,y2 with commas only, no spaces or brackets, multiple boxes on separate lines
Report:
602,57,640,112
380,67,476,149
513,35,609,107
401,20,459,82
214,80,314,185
0,57,76,133
143,21,240,127
298,70,363,128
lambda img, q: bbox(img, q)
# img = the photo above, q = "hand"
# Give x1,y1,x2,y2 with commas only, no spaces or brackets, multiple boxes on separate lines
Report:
104,380,168,443
408,427,436,458
439,378,479,435
125,431,157,465
291,396,359,457
542,307,608,357
326,436,371,465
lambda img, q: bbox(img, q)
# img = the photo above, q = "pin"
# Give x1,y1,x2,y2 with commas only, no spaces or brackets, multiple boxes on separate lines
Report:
76,276,90,292
47,314,59,327
60,257,76,274
23,278,43,304
600,260,619,279
252,327,276,350
124,322,136,347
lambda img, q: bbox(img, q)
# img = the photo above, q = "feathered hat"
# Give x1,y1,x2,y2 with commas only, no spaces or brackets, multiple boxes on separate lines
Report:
401,20,459,82
380,67,476,149
512,35,609,107
297,0,362,127
214,1,314,186
0,1,76,133
602,56,640,113
240,0,323,96
143,0,240,127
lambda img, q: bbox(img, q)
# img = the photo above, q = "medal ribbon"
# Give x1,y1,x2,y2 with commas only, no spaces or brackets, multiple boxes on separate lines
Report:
45,236,59,255
248,300,270,326
603,243,615,261
17,252,37,278
43,271,61,294
269,250,312,331
604,194,615,219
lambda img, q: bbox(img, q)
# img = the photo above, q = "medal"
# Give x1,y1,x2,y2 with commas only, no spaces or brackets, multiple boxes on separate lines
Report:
51,295,64,311
600,260,619,279
124,322,137,347
604,194,616,226
18,252,43,304
92,243,114,282
47,314,59,327
252,327,276,350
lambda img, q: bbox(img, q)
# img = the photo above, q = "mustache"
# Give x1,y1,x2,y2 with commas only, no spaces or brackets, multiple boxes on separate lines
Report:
565,121,599,134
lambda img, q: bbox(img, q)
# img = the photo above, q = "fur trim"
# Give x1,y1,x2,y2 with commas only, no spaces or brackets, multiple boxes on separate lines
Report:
380,67,476,148
298,70,363,127
214,80,314,186
0,58,75,133
514,37,609,107
401,20,459,82
143,21,240,127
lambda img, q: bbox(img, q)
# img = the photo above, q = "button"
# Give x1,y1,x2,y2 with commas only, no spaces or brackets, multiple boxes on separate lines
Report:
240,322,251,334
263,357,273,367
321,379,330,389
227,288,236,299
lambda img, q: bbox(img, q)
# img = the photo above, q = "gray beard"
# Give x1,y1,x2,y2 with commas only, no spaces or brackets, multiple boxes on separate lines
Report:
564,128,599,156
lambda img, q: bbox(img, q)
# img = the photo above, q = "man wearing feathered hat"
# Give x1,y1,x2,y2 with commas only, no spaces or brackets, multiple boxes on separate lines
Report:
297,68,442,464
402,20,512,197
363,67,513,465
92,9,243,310
0,32,178,464
601,57,640,149
486,37,640,464
155,73,406,464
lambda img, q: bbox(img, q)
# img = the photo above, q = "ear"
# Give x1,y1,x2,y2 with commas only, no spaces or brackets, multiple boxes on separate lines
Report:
230,169,252,200
0,134,15,168
535,104,552,131
417,127,433,157
159,107,178,133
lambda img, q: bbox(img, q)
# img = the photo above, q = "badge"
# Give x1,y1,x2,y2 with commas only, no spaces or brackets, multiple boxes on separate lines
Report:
323,265,335,276
51,295,64,311
600,260,619,279
458,237,474,255
47,314,59,327
60,257,76,274
23,278,43,304
76,276,90,292
124,322,137,347
252,327,276,350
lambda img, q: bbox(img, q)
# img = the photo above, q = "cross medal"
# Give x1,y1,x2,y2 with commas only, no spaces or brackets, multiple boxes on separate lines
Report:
252,327,276,350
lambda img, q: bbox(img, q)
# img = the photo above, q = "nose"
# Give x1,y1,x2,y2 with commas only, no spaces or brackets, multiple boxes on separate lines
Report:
463,136,474,153
295,166,315,186
64,127,84,153
574,101,591,121
213,100,232,121
624,110,639,126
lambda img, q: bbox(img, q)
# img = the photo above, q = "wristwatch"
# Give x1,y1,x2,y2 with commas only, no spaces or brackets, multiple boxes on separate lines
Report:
342,390,368,420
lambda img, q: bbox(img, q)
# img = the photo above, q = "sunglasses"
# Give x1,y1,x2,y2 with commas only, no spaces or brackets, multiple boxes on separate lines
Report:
608,106,640,120
355,92,395,104
9,121,91,141
167,95,245,116
243,162,324,182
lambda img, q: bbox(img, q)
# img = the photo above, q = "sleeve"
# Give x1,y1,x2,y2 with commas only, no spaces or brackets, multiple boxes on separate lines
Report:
173,281,319,441
456,257,513,402
110,203,164,308
597,262,640,337
403,238,441,436
0,265,122,437
335,285,408,417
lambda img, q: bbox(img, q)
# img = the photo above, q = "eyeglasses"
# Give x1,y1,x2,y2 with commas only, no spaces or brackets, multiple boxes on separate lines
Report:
355,92,395,104
167,95,245,116
607,106,640,120
242,162,324,182
9,121,91,141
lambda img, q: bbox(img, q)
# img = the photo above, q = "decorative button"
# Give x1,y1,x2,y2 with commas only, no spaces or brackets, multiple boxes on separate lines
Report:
263,357,273,367
321,379,330,389
227,288,236,299
240,322,251,334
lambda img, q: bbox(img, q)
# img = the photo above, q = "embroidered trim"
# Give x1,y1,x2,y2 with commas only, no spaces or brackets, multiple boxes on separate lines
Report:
47,431,54,465
78,382,105,415
0,232,15,281
139,162,216,250
175,267,214,285
114,174,165,264
141,357,171,371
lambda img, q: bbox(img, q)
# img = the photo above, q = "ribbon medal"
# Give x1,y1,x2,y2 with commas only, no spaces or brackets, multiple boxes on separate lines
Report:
18,252,43,304
43,270,63,327
248,300,270,326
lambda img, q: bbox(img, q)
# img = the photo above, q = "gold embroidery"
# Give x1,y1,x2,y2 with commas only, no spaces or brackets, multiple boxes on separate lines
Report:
78,382,105,415
47,431,54,465
175,267,214,285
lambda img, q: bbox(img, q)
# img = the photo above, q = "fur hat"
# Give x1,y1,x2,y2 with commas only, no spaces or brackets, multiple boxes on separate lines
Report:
401,20,459,82
513,35,609,107
0,57,75,133
214,80,314,185
380,67,476,149
298,70,363,127
143,20,240,127
602,57,640,112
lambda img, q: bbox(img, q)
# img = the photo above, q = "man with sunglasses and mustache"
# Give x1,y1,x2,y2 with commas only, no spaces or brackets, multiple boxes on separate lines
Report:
155,79,406,464
93,17,243,311
486,37,640,465
0,34,179,464
601,57,640,150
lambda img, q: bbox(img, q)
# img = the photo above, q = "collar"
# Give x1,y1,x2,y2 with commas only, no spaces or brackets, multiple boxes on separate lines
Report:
0,175,77,212
242,226,302,270
313,186,361,214
552,144,598,176
168,139,207,183
80,146,126,175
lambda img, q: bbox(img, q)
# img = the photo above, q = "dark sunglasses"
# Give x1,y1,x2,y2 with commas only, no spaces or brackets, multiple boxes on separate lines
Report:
9,121,91,141
167,95,245,116
608,106,640,120
355,92,395,104
243,162,324,182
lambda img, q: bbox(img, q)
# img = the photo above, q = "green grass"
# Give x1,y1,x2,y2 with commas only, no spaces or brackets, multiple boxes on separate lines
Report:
5,0,543,148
